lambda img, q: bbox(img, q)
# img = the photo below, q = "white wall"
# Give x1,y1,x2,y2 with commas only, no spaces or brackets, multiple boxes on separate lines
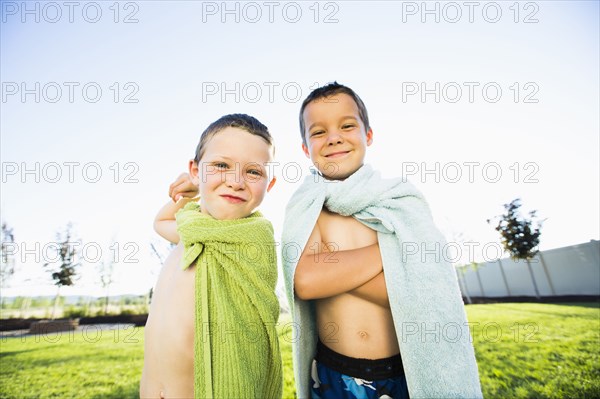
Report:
456,240,600,298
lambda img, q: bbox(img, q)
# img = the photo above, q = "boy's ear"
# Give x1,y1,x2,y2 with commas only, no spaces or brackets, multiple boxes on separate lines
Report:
267,176,276,192
188,160,200,184
366,128,374,146
302,143,310,158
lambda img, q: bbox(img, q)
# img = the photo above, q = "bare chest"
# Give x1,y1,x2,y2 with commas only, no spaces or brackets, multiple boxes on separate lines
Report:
147,244,196,333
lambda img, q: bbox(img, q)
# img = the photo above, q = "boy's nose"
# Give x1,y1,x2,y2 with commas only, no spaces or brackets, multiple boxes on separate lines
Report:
225,172,246,190
326,131,344,145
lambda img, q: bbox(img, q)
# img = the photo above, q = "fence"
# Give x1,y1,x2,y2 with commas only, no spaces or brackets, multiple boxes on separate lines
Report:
456,240,600,299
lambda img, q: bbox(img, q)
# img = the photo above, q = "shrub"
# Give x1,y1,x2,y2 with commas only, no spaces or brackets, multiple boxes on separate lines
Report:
63,306,88,318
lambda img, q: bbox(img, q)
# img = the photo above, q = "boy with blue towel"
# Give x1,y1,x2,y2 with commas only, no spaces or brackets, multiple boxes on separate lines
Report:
282,82,482,399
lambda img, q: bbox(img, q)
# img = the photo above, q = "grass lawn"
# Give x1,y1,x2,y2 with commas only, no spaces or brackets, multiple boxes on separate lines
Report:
468,302,599,398
1,302,598,398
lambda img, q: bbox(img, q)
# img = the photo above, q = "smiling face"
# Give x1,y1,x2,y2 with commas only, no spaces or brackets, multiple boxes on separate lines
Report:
189,127,275,220
301,93,373,180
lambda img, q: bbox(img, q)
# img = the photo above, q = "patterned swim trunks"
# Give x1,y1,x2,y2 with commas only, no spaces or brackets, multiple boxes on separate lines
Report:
310,341,410,399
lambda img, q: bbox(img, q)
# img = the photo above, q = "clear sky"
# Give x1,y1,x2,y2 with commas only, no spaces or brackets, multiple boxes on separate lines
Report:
1,0,598,298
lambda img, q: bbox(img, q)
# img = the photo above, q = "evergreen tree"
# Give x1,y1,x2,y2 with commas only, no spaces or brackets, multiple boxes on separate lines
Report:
488,199,544,298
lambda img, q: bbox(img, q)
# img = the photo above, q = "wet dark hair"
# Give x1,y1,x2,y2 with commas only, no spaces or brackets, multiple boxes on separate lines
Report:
193,113,273,163
298,82,370,146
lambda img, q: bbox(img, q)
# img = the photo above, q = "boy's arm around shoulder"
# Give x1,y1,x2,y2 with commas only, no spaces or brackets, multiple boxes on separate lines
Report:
154,197,198,244
294,220,383,300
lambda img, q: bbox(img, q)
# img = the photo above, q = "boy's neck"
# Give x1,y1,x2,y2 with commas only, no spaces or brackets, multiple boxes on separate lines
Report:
312,163,365,181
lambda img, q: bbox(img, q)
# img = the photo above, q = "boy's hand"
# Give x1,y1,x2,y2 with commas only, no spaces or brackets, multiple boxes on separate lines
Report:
169,173,198,202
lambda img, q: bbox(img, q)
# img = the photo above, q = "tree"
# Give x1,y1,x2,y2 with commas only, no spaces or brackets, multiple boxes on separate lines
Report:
1,222,16,288
488,198,544,299
44,223,80,318
150,241,174,265
98,258,114,315
98,239,118,315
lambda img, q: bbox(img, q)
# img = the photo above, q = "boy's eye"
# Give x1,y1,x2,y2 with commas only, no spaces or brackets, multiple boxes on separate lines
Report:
311,130,324,137
247,169,263,177
214,162,228,169
342,124,355,129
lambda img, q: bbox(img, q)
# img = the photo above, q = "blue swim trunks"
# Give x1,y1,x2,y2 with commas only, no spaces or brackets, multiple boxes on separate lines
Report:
310,340,410,399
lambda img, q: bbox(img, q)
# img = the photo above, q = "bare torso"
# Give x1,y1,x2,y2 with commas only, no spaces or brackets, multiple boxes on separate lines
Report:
139,244,195,399
316,209,400,359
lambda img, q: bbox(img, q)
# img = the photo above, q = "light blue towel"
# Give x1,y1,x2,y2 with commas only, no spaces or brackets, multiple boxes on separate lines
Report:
282,164,483,399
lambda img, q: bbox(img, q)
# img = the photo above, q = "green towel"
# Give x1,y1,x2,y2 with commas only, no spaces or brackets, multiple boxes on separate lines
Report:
176,202,282,399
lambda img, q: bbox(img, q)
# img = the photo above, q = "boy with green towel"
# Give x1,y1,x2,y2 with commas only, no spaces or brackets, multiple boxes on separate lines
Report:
140,114,282,399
